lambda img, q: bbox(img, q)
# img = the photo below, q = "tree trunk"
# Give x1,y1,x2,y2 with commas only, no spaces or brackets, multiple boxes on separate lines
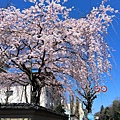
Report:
87,101,92,113
31,85,41,105
24,86,28,103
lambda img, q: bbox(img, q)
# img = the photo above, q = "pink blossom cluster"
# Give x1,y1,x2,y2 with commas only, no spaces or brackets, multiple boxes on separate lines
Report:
0,0,117,94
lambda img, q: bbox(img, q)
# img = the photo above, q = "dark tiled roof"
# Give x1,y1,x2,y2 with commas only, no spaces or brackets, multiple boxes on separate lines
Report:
0,103,40,109
0,103,67,117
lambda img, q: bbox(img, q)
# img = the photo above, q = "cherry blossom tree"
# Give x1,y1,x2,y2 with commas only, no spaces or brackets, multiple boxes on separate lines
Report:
0,0,117,104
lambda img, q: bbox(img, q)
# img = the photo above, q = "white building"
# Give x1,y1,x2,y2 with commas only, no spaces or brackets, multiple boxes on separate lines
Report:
0,84,61,109
65,100,84,120
0,67,61,109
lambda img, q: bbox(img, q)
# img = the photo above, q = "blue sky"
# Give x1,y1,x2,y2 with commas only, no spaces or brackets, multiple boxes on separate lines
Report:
0,0,120,114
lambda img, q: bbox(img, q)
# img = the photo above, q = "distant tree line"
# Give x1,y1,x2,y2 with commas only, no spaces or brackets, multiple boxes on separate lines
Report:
95,99,120,120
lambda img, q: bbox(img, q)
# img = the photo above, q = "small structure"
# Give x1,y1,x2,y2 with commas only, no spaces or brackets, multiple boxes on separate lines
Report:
0,103,68,120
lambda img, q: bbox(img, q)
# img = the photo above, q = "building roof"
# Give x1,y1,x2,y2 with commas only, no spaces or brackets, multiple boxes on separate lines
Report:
0,103,67,117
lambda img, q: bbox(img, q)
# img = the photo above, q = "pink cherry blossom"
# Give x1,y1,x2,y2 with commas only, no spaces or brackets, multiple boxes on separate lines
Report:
0,0,117,104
